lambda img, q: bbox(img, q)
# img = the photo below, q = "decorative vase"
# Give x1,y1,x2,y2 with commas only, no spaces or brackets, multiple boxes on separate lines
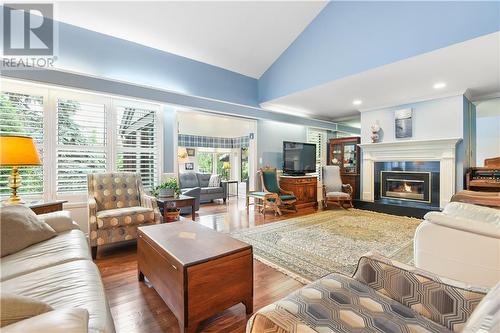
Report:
159,188,174,197
165,208,180,222
370,124,381,143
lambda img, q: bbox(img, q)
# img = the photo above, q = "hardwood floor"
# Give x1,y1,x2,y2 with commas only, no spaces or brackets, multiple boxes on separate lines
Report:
95,198,318,333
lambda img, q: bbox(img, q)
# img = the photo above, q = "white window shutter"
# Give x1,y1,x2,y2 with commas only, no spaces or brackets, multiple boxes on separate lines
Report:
56,98,107,194
0,91,44,196
307,128,327,180
115,106,158,190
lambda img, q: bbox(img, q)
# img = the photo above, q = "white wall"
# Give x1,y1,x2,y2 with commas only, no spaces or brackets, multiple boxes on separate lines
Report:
360,94,467,191
257,119,308,169
177,110,254,137
360,95,464,144
476,98,500,166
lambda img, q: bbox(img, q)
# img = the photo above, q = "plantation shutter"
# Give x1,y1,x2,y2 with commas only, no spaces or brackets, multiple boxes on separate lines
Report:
307,128,327,180
56,98,107,193
115,106,158,190
0,91,44,196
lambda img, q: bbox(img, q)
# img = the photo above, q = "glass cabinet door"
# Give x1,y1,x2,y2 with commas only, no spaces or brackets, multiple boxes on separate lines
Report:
343,143,357,173
331,144,342,166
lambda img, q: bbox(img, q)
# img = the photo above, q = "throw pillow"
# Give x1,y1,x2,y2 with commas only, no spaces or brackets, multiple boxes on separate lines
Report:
208,174,221,187
37,211,79,233
1,293,53,327
0,205,56,257
461,282,500,333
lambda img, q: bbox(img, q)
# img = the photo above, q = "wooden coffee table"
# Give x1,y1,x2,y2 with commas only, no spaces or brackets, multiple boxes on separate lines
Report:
137,222,253,333
157,195,196,221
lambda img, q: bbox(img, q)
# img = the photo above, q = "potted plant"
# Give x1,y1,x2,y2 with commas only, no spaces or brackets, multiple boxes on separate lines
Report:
152,178,180,198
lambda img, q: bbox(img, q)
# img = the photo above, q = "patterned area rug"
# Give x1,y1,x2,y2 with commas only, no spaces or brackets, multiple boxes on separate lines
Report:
231,209,421,284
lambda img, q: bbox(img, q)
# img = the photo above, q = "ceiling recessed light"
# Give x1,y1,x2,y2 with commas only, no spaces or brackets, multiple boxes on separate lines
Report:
352,100,362,106
433,82,446,89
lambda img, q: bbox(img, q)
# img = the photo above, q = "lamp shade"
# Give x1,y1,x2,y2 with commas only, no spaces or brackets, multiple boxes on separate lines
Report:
177,147,189,163
0,136,41,166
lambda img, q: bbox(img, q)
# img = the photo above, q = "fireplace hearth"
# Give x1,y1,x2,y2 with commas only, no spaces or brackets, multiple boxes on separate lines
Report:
375,161,439,208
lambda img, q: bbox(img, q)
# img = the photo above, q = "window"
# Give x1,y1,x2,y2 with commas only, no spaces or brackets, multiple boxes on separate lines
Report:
116,105,158,189
1,80,163,201
241,147,249,181
307,128,327,179
197,151,213,173
56,98,107,193
0,91,44,196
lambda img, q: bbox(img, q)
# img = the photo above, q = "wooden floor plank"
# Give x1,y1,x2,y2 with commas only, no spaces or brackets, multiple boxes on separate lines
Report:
95,198,313,333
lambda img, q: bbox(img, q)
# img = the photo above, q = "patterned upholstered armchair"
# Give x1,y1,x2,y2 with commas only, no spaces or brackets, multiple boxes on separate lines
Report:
87,172,162,258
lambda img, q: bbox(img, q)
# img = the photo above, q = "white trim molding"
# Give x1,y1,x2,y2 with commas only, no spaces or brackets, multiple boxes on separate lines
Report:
359,138,462,208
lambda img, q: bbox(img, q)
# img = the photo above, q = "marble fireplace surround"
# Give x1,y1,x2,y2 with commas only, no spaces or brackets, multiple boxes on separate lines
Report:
359,138,462,208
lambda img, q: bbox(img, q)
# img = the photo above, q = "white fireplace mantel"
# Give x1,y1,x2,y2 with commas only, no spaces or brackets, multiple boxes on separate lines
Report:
359,138,462,208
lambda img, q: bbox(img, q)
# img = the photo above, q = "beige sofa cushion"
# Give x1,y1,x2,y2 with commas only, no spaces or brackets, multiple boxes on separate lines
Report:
1,293,53,327
1,308,89,333
2,260,115,333
1,230,91,282
96,206,155,229
0,205,56,257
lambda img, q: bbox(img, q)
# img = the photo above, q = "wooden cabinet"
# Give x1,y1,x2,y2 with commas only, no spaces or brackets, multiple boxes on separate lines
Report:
328,137,361,200
279,176,317,208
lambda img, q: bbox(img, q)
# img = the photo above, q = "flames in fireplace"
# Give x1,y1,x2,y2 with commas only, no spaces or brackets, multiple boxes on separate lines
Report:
386,179,424,200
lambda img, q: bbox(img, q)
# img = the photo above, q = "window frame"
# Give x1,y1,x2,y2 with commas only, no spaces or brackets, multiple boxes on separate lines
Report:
1,79,164,205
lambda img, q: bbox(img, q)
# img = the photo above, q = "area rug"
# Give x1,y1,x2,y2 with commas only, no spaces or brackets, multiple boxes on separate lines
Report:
230,209,421,284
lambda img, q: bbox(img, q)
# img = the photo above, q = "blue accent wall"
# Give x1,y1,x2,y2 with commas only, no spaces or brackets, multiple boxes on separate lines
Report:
259,1,500,103
52,21,259,107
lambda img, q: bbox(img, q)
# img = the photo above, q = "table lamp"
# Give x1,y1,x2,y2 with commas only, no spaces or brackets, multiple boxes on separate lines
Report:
177,147,190,164
0,136,42,204
223,162,231,180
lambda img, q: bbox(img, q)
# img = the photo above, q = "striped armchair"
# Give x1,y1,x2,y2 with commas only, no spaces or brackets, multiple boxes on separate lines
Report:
87,172,162,258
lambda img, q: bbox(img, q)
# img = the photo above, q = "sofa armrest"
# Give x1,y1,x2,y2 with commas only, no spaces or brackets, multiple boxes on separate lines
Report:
141,194,162,224
221,181,228,198
424,211,500,239
1,308,89,333
353,252,488,332
88,197,98,246
37,211,80,233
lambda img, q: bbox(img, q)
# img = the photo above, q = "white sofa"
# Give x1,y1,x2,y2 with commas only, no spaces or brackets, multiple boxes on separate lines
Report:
1,211,115,333
415,202,500,288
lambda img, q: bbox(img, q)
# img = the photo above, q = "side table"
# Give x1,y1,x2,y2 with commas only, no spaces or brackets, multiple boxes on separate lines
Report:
28,200,68,215
222,180,239,200
156,195,196,221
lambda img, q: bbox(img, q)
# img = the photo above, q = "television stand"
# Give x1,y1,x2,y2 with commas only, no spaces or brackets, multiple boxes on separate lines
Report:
283,172,306,177
279,175,318,209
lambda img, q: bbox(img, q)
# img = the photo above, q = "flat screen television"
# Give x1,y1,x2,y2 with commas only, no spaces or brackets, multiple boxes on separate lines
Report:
283,141,316,176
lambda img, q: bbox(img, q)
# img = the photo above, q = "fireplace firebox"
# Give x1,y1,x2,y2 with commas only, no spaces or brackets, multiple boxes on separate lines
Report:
374,161,440,209
381,171,431,203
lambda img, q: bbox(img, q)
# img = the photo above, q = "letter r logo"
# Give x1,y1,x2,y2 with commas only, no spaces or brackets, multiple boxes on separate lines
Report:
3,4,54,56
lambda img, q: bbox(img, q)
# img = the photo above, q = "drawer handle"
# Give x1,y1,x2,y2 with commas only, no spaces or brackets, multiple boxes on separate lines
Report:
171,264,177,271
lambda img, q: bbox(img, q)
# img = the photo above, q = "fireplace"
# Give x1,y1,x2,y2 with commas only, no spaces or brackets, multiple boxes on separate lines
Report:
381,171,431,203
374,161,440,208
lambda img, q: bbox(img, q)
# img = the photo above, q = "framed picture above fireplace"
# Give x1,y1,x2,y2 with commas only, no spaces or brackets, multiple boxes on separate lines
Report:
395,108,413,139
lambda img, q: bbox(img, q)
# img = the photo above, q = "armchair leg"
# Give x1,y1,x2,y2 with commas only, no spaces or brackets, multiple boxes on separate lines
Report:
91,246,98,260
